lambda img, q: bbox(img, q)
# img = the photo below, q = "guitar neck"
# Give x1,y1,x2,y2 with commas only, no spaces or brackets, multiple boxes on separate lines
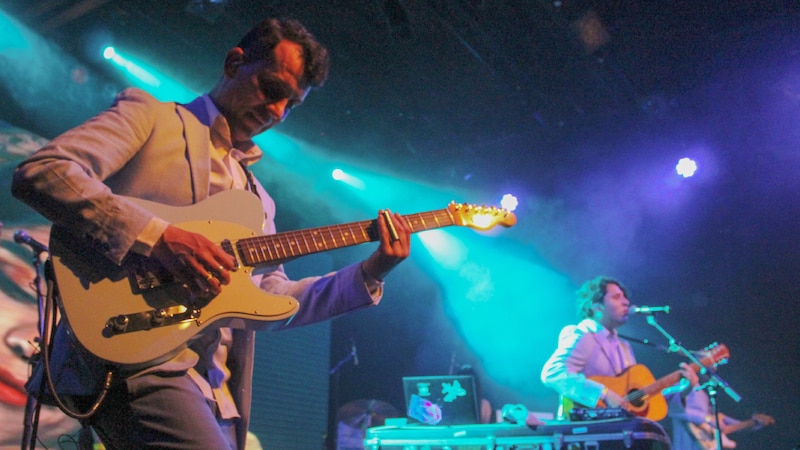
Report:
236,209,453,266
628,360,706,400
633,370,682,400
722,417,760,435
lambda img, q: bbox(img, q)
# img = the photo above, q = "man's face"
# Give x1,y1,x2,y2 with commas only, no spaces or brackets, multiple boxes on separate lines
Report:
217,39,310,144
598,282,631,329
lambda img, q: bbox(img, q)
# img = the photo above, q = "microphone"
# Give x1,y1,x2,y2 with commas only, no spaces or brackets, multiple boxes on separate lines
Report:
351,340,359,366
631,305,671,314
13,230,49,254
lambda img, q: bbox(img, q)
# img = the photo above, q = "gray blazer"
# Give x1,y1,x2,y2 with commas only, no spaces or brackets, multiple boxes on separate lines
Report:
13,88,378,448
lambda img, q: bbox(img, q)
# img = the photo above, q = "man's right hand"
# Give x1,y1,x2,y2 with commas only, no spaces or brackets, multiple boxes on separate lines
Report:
603,389,630,409
150,224,235,295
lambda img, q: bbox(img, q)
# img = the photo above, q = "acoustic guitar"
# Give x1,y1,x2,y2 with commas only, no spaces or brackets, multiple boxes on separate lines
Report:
50,189,516,366
562,342,730,421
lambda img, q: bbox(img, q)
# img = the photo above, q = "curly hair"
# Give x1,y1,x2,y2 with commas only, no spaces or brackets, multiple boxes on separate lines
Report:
576,276,630,319
236,18,330,88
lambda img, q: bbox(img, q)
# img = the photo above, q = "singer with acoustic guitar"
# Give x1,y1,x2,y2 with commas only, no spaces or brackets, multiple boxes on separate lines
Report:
540,275,700,421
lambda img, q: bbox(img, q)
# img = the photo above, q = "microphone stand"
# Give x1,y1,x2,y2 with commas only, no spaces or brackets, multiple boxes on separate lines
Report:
18,237,49,450
643,313,741,450
326,343,358,450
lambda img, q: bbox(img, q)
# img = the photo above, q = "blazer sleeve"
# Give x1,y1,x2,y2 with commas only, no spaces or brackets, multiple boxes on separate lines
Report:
11,88,165,265
541,325,607,407
247,174,379,326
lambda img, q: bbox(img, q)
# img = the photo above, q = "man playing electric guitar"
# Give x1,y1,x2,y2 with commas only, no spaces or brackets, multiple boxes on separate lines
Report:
541,276,699,420
12,18,414,449
668,381,775,449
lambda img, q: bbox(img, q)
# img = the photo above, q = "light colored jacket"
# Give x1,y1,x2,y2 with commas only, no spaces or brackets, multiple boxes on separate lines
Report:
13,88,378,448
540,318,637,408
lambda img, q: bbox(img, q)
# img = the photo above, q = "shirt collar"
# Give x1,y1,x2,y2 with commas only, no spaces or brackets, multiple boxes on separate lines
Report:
197,94,263,166
583,318,615,338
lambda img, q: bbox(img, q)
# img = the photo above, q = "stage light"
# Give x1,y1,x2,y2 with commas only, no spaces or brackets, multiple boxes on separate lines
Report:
331,168,366,190
500,194,518,212
676,157,698,178
101,46,195,102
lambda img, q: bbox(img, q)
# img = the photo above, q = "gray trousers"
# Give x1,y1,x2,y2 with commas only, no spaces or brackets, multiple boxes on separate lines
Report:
77,371,238,449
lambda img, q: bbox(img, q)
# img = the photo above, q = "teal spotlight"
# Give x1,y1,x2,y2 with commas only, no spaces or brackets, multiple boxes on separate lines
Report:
330,168,365,190
101,46,196,102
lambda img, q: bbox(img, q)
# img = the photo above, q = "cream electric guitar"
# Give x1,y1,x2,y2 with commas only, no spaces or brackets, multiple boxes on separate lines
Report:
688,413,775,449
51,190,516,366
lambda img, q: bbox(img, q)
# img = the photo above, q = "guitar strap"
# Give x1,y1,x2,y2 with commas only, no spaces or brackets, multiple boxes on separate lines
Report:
238,160,269,224
238,160,260,199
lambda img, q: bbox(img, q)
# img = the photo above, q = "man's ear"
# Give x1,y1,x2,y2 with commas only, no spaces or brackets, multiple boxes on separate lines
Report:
224,47,246,76
591,302,603,317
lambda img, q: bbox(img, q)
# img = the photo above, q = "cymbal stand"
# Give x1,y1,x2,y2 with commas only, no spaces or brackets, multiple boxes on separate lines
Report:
644,313,741,450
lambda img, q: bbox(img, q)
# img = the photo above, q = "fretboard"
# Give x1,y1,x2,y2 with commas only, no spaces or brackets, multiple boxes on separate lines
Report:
235,209,455,266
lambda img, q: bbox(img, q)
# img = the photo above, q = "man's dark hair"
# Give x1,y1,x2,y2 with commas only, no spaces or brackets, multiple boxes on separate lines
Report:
576,276,630,319
237,18,330,87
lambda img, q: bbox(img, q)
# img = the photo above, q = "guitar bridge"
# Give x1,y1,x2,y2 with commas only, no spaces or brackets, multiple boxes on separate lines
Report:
103,306,201,336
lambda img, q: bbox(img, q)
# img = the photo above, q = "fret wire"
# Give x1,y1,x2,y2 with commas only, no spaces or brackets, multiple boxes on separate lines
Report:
358,220,370,242
344,223,356,245
259,235,274,263
258,236,270,262
275,234,288,260
254,236,267,263
299,229,312,255
310,228,325,251
282,232,296,258
338,223,352,246
326,225,337,249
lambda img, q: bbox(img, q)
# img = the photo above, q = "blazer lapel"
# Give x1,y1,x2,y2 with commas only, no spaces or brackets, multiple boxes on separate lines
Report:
176,100,211,202
592,330,618,373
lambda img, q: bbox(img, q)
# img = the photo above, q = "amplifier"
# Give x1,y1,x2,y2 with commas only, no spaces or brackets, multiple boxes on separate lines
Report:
364,417,671,450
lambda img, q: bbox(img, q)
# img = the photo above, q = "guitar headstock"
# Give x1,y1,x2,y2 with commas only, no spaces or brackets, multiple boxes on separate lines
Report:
752,413,775,426
447,202,517,230
698,342,730,368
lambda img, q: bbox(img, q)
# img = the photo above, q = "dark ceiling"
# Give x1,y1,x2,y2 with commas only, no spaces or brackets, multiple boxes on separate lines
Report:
2,1,800,447
3,0,798,187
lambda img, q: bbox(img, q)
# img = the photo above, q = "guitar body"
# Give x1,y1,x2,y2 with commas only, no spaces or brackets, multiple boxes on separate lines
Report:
591,364,668,421
687,422,737,450
52,191,300,366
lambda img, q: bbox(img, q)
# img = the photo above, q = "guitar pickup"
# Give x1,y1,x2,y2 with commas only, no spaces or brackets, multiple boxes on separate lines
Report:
103,306,201,336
